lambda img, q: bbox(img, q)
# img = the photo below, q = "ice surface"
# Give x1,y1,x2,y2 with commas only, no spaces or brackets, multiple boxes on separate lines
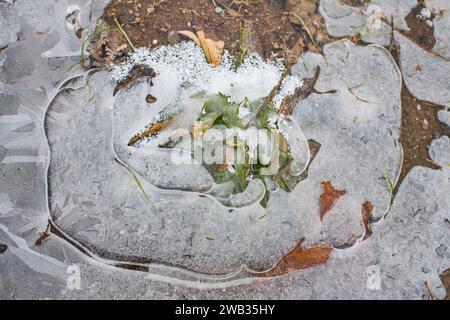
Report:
429,0,450,59
286,40,403,247
394,32,450,105
45,70,311,275
0,2,20,48
2,136,448,298
0,0,449,300
319,0,450,106
438,110,450,128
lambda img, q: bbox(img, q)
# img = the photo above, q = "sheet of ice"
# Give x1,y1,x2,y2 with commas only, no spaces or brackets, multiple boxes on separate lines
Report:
3,135,448,299
395,32,450,105
288,40,403,247
45,70,311,275
1,0,449,300
438,110,450,128
0,1,20,48
319,0,450,106
319,0,393,46
429,0,450,59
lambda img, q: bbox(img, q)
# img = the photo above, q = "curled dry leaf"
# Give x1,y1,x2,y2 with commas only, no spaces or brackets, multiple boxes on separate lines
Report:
425,269,450,300
113,65,155,96
362,201,374,239
254,238,332,277
146,94,158,104
319,181,346,221
128,118,175,146
442,269,450,300
177,30,201,46
279,67,321,116
178,30,225,67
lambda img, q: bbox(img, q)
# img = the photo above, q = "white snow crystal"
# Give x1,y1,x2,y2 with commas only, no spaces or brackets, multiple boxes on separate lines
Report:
111,42,286,104
272,75,304,110
418,8,432,20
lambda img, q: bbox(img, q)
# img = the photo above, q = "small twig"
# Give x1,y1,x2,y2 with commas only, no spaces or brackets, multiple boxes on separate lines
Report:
35,221,52,246
114,17,136,51
290,13,318,47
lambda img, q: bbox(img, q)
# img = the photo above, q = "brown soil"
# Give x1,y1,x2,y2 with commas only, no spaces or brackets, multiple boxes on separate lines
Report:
396,86,449,187
386,6,450,189
403,1,436,51
91,0,331,66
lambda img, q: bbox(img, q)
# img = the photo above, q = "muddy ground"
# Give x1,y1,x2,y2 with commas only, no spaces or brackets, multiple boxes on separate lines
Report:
91,0,331,66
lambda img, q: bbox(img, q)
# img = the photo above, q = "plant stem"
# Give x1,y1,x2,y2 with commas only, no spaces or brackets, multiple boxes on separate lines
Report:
114,17,136,51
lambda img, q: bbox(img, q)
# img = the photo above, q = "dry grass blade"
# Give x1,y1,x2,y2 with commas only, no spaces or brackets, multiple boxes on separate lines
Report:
114,17,136,51
383,166,394,209
290,12,318,48
178,30,201,46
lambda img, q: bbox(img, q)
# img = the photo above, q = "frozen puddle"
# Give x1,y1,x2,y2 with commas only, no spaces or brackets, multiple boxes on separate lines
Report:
43,40,404,277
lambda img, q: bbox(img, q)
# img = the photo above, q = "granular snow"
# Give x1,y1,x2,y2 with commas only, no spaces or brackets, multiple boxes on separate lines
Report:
111,41,302,105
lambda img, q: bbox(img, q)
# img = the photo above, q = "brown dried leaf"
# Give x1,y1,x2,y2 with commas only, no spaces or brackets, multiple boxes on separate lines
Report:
178,30,201,46
197,30,225,67
179,30,224,67
362,201,374,239
113,65,155,96
146,94,158,104
319,181,346,221
442,269,450,300
254,238,332,277
425,269,450,300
